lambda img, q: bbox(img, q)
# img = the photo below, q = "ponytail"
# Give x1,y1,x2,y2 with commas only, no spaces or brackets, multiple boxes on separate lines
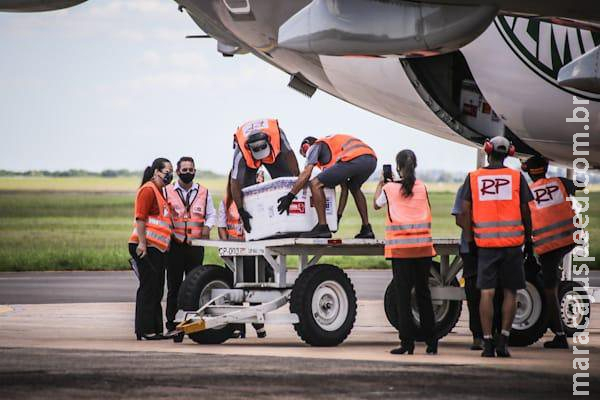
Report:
395,150,417,197
140,157,170,187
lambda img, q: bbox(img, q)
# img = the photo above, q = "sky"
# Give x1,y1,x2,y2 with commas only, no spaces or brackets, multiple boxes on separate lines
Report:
0,0,477,174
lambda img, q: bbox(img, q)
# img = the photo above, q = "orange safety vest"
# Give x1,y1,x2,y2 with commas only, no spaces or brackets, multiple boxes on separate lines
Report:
383,180,436,259
166,183,208,244
234,119,282,169
529,177,577,255
223,196,245,241
129,182,173,252
469,167,524,248
315,134,376,170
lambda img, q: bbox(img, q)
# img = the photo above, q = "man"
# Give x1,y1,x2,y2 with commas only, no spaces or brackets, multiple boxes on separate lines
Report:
277,134,377,238
523,155,578,349
458,136,532,358
165,157,216,335
230,118,299,233
452,184,503,351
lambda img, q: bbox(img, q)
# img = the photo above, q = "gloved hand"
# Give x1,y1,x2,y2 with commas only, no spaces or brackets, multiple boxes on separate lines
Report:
277,192,295,215
524,241,534,258
239,208,253,233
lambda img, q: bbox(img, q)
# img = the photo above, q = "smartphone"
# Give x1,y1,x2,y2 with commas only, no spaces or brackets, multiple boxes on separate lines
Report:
383,164,393,182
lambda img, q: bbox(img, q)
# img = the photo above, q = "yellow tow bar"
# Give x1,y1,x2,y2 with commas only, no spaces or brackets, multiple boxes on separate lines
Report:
176,317,207,334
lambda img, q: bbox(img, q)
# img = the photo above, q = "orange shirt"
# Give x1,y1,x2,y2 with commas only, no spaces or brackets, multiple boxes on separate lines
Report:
134,184,161,221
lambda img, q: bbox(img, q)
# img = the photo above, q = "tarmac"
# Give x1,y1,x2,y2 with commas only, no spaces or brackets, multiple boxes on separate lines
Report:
0,270,599,398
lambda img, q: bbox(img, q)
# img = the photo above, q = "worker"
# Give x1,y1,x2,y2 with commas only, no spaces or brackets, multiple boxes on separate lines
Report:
458,136,533,357
217,171,267,338
452,184,503,350
278,134,377,238
128,157,173,340
164,157,216,336
230,118,299,233
374,150,438,355
522,155,578,349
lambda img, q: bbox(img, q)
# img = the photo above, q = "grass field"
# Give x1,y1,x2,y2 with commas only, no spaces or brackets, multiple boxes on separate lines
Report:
0,177,597,271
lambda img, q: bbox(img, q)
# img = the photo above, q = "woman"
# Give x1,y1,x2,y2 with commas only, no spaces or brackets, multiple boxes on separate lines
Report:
373,150,438,355
129,157,173,340
217,171,267,338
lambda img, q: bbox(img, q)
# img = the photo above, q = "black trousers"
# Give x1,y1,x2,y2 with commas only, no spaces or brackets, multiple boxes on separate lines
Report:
166,240,204,331
391,257,435,342
129,244,166,336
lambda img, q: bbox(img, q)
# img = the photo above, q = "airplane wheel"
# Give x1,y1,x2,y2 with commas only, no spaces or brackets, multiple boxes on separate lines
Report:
559,280,591,337
384,262,462,341
510,274,548,346
290,264,357,347
178,265,235,344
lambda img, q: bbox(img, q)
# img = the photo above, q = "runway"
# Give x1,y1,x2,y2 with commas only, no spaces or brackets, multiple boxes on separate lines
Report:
1,270,599,304
0,270,598,399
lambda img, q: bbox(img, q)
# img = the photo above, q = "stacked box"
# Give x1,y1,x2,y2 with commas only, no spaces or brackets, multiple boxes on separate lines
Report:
242,177,338,241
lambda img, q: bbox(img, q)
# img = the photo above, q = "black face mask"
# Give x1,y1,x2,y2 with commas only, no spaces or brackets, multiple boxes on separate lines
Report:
179,172,195,184
162,172,173,185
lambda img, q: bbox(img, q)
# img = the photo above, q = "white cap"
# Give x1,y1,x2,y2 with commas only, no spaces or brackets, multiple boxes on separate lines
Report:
248,139,271,160
490,136,511,154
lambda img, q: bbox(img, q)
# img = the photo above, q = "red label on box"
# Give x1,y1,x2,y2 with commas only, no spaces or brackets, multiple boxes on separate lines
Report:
289,201,305,214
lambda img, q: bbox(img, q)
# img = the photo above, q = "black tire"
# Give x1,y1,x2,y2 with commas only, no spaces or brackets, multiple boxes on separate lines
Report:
384,261,462,341
177,265,235,344
559,280,591,337
509,274,548,346
290,264,357,346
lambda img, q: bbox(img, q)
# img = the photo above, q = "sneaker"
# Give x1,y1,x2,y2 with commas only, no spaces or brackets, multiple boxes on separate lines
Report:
300,224,332,239
354,224,375,239
256,329,267,339
471,337,484,351
481,338,495,357
163,330,179,339
543,334,569,349
495,335,511,358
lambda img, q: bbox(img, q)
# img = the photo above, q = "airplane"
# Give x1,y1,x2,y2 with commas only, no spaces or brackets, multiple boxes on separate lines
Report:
2,0,599,168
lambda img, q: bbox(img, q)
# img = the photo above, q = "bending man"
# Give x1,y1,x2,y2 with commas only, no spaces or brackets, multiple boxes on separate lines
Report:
278,134,377,238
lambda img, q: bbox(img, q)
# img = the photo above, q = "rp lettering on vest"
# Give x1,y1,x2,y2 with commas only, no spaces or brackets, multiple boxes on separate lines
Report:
532,183,564,208
477,175,513,201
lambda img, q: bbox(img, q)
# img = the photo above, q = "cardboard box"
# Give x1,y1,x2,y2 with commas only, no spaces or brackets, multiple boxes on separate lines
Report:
242,177,338,241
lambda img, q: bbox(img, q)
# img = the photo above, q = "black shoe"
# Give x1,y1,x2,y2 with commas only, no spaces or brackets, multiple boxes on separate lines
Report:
495,335,511,358
481,338,495,357
470,337,484,351
426,339,438,355
390,340,415,355
354,224,375,239
544,334,569,349
256,329,267,339
300,224,332,239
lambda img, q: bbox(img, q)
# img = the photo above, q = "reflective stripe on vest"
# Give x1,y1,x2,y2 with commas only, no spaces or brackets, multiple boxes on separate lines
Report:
528,177,577,255
234,119,282,169
470,167,524,248
129,182,173,252
383,180,436,259
223,197,244,241
166,183,208,244
316,134,376,170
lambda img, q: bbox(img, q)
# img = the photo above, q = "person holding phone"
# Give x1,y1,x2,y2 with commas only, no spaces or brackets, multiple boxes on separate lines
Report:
374,151,438,355
128,158,174,340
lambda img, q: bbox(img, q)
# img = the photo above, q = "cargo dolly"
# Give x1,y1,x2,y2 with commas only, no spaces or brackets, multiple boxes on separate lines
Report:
175,237,589,347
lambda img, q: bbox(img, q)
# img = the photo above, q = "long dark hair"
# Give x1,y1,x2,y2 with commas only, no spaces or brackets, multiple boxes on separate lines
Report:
141,157,170,187
225,171,233,208
396,150,417,197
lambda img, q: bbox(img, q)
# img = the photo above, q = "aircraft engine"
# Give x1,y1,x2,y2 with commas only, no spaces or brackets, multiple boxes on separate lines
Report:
0,0,87,12
278,0,498,57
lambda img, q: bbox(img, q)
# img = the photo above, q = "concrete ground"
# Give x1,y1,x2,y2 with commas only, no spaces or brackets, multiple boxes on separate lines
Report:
0,270,598,399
